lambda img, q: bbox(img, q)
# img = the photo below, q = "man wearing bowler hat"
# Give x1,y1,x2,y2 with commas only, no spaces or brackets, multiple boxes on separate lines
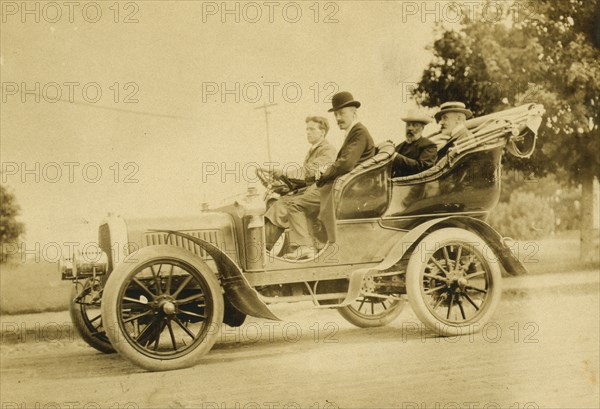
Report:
392,109,437,177
315,91,375,186
283,91,375,260
429,101,474,153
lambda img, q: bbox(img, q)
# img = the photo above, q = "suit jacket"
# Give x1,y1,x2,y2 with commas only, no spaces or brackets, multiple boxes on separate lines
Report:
316,122,374,243
317,122,375,185
428,124,471,156
392,137,437,177
297,139,337,183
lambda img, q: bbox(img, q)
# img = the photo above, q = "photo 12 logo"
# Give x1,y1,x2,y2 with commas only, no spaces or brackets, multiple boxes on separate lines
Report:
1,402,139,409
1,162,140,184
1,321,76,345
401,321,540,344
1,82,140,104
215,321,339,344
199,402,338,409
201,1,340,23
400,1,538,24
201,81,339,104
1,1,140,24
401,402,539,409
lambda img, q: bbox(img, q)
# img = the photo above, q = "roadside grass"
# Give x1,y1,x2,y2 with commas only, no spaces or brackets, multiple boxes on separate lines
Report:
0,230,597,315
0,260,71,315
514,230,599,274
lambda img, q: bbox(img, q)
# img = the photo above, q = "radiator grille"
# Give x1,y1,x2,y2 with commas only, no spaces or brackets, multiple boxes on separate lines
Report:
142,230,221,260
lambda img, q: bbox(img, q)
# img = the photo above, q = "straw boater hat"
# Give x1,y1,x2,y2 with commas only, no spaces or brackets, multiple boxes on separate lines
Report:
328,91,361,112
434,101,473,122
401,109,433,124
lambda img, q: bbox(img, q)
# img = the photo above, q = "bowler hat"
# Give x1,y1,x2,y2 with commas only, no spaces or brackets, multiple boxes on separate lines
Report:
401,109,433,124
434,101,473,122
328,91,361,112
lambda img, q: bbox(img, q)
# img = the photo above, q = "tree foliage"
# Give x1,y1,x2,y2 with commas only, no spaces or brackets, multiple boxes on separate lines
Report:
0,184,25,263
413,0,600,181
413,0,599,258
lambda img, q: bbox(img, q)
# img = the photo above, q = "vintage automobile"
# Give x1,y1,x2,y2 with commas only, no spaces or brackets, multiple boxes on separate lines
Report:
60,103,544,371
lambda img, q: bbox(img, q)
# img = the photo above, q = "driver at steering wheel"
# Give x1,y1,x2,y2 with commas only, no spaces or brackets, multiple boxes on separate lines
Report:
263,116,337,251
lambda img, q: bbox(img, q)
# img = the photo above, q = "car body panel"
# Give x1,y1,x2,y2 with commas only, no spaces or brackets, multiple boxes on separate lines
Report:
78,104,543,320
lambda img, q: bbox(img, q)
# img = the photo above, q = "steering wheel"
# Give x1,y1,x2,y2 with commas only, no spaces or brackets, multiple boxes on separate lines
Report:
256,168,295,194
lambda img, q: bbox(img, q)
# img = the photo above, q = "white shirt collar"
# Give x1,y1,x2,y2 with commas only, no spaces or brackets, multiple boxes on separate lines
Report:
344,119,359,137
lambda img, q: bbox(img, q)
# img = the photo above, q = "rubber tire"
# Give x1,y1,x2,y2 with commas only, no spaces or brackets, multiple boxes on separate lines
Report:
101,245,224,371
338,299,406,328
69,285,115,354
406,228,502,336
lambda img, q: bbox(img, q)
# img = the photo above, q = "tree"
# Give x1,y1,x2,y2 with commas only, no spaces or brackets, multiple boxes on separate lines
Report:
413,0,599,262
0,184,25,263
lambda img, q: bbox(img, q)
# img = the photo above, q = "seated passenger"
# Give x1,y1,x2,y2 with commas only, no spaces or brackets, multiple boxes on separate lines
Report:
429,101,473,156
264,116,337,250
282,91,375,260
392,110,437,177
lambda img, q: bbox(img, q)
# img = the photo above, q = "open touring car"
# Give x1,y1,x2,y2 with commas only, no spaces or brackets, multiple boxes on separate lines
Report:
60,103,545,371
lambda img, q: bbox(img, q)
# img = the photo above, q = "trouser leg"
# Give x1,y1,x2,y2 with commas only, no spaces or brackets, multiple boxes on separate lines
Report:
285,185,321,248
264,196,297,250
264,218,285,251
264,197,291,228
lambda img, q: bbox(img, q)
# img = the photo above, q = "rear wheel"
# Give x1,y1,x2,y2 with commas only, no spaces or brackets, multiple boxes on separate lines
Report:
406,228,501,336
338,297,405,328
102,245,224,371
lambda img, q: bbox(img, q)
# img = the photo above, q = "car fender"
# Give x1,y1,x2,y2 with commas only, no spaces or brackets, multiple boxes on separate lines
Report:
153,229,280,321
354,216,526,278
441,216,527,276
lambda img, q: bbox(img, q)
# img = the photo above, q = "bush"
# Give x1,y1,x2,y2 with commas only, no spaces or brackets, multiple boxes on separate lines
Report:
498,172,582,232
1,184,25,263
488,191,555,240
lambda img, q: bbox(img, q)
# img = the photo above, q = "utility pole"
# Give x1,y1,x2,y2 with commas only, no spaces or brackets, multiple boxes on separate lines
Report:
254,102,277,163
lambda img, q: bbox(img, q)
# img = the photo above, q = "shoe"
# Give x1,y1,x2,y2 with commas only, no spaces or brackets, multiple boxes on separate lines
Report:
283,246,317,260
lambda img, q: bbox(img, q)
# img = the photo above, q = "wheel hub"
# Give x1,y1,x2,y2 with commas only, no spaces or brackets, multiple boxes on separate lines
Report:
156,296,177,316
161,301,176,315
445,269,467,292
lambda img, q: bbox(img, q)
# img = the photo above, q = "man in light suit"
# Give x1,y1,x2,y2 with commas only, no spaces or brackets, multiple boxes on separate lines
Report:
283,91,375,260
264,116,337,250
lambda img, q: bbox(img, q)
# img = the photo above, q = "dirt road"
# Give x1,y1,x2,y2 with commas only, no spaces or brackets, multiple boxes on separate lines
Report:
1,283,598,409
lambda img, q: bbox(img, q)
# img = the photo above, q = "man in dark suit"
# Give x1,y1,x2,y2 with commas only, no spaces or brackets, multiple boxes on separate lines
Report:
392,110,437,177
283,91,375,260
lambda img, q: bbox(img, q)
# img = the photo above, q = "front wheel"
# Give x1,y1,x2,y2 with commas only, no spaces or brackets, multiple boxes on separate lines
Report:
406,228,501,336
69,278,115,354
101,245,224,371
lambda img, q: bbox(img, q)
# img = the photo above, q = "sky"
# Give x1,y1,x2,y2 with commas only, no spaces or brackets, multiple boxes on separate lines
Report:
1,1,439,252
